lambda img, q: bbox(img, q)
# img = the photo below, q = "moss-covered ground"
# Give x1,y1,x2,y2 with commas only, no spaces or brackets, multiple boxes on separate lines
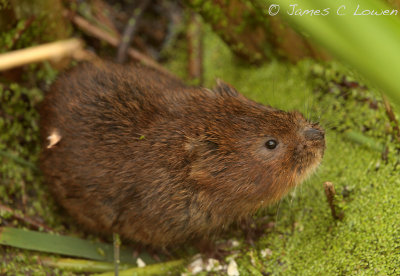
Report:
1,23,399,275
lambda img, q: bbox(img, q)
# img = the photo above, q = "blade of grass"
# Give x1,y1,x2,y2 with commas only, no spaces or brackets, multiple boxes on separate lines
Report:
344,130,384,152
93,259,186,276
0,150,38,171
0,227,155,265
41,257,134,273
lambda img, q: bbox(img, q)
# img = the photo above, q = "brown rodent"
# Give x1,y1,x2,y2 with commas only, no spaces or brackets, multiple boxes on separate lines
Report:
39,62,325,247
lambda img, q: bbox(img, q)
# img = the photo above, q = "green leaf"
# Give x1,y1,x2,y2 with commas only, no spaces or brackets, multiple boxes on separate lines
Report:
260,0,400,106
0,227,155,265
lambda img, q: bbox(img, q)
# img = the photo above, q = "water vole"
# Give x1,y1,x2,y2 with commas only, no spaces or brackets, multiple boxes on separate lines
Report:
39,62,325,247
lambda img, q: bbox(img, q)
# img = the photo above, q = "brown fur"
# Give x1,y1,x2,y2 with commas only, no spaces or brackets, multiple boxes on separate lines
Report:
39,62,325,247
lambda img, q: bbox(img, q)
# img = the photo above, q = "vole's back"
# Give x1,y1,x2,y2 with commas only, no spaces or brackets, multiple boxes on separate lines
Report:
40,62,325,246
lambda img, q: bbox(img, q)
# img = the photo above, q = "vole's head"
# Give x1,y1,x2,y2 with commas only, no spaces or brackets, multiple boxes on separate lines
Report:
186,80,325,210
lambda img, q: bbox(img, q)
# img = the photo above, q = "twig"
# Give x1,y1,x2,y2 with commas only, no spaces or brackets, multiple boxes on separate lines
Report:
66,11,120,45
5,16,36,51
323,182,343,220
186,12,203,85
113,233,121,276
20,179,27,208
91,0,120,35
0,38,84,71
67,12,175,78
0,203,53,232
116,0,150,64
382,94,400,143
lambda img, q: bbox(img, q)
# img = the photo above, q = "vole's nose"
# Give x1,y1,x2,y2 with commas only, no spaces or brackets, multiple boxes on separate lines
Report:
304,127,325,141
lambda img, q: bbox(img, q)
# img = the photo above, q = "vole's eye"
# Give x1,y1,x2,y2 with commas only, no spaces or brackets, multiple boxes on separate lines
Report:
265,139,278,149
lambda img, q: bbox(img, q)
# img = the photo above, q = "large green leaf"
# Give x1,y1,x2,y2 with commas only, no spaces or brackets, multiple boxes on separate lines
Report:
259,0,400,106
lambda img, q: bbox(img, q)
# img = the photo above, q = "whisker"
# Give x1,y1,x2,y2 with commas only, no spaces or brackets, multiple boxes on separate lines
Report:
274,199,283,226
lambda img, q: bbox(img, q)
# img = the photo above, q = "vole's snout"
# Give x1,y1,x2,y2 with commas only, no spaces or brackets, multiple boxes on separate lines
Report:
304,127,325,141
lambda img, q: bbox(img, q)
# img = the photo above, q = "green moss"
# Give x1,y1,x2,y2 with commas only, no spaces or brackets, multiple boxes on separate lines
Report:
0,246,76,275
0,64,71,274
0,83,41,196
256,137,400,275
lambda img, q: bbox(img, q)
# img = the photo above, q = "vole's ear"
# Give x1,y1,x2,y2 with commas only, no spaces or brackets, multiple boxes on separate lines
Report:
214,79,239,97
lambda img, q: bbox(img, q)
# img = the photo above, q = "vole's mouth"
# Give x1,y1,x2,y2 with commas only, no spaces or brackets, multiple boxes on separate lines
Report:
302,124,326,171
294,144,325,185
